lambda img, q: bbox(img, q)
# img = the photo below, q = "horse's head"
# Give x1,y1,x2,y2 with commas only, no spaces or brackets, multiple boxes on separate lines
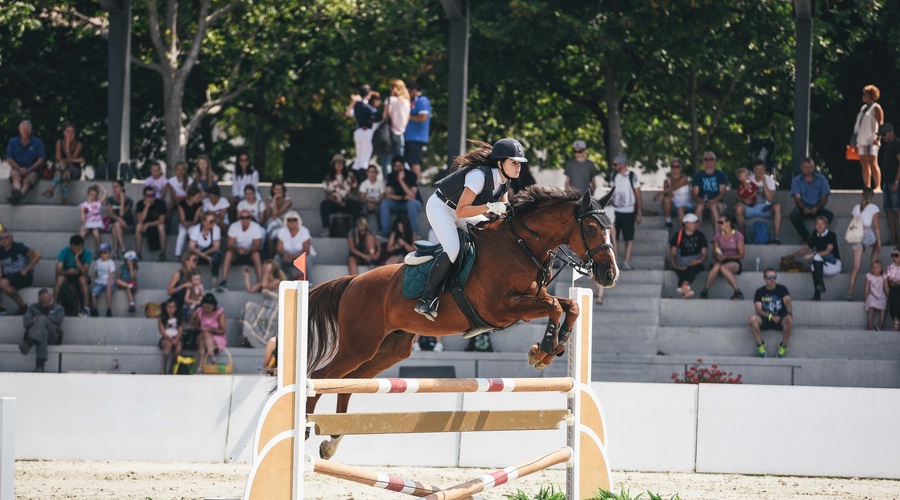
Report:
570,189,619,287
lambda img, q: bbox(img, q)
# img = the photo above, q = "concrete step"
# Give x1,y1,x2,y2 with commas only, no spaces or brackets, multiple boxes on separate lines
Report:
593,325,658,357
658,298,866,329
661,270,881,302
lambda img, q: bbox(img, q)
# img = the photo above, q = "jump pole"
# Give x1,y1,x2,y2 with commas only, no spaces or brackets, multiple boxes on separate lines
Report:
243,281,611,499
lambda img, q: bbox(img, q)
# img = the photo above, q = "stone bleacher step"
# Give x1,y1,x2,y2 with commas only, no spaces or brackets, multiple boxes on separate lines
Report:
659,298,866,329
592,325,658,357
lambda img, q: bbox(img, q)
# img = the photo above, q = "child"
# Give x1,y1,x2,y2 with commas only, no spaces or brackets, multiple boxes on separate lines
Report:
116,250,140,313
79,183,108,251
157,299,183,374
183,270,205,315
89,242,117,317
865,260,888,330
735,168,759,208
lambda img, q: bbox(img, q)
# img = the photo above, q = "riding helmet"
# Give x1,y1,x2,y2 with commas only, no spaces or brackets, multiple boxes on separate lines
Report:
490,138,528,163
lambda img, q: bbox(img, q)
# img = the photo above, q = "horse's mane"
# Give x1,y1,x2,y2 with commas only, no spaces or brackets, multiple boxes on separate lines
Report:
509,185,580,216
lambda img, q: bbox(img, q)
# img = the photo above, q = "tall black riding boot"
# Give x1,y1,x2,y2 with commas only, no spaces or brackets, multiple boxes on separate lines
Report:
414,253,453,321
812,261,825,300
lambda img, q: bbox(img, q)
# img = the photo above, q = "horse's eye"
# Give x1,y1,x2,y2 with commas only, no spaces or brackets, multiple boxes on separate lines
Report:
585,225,596,234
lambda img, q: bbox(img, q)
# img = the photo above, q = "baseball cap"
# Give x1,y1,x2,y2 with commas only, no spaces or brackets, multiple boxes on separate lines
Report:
879,123,894,135
99,242,112,252
124,250,138,261
613,153,627,165
331,153,346,164
682,213,700,224
573,140,587,151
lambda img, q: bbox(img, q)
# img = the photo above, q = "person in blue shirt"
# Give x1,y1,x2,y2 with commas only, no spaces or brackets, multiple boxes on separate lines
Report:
5,120,46,205
405,81,432,179
789,157,834,242
691,151,728,225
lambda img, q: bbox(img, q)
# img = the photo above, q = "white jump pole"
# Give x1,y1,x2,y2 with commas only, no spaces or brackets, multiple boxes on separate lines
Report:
0,397,15,500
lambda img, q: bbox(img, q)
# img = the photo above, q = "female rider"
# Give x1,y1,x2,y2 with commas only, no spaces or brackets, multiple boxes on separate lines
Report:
414,138,525,320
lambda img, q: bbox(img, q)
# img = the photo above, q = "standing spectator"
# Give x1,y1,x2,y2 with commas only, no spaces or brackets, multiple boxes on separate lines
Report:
383,217,416,265
346,84,379,181
735,160,783,243
700,213,745,300
19,289,64,372
405,81,432,179
607,153,642,270
564,140,597,196
175,186,204,260
691,151,728,224
853,84,884,190
0,228,41,316
865,260,888,331
347,216,379,275
165,161,194,231
43,121,84,204
78,183,108,251
115,250,139,313
192,154,219,194
219,209,265,291
89,242,117,317
202,184,231,234
797,216,842,301
380,157,423,237
748,270,793,358
6,119,46,205
789,157,834,242
135,185,168,261
379,80,411,178
653,157,692,231
144,162,169,200
105,180,135,259
669,213,708,298
157,299,183,374
320,154,362,235
358,165,386,227
54,235,93,316
188,212,223,288
887,248,900,331
230,152,260,207
237,184,267,225
847,188,882,300
878,124,900,244
274,211,316,282
192,293,226,373
265,180,293,239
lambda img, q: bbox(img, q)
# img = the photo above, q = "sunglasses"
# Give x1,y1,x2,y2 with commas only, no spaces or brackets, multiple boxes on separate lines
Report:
893,253,900,258
670,164,682,168
287,218,298,222
717,221,727,225
703,157,715,161
764,275,777,280
145,193,155,197
239,215,252,220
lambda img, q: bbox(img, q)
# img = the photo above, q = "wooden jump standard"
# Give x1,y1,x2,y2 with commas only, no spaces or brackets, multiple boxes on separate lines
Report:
243,282,611,499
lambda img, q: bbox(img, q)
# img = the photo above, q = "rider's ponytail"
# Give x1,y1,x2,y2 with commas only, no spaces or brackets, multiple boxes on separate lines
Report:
450,140,493,172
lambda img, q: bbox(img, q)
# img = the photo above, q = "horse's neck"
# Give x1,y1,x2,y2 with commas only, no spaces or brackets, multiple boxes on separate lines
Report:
505,202,574,254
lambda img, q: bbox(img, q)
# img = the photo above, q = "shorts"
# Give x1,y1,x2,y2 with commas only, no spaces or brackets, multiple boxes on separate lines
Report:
230,252,256,265
614,211,636,241
10,169,39,185
883,184,900,210
406,141,426,166
858,144,879,156
673,198,694,211
850,228,877,250
716,258,743,274
2,271,34,289
760,316,784,331
743,201,773,219
91,282,109,296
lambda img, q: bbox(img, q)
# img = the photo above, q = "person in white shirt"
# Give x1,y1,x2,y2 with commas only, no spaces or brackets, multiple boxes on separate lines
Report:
357,165,385,229
202,184,231,234
847,188,882,300
144,162,169,199
188,212,223,288
735,159,783,243
89,243,117,317
237,184,267,226
274,210,316,282
218,209,264,290
607,153,642,270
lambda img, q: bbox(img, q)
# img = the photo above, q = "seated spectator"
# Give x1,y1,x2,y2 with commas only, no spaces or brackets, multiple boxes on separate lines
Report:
653,157,691,231
89,242,117,317
157,298,184,374
265,180,293,238
789,157,834,242
175,186,205,260
6,119,46,205
691,151,728,224
54,235,93,316
274,211,316,281
237,184,267,225
0,228,41,316
668,213,708,299
348,216,379,275
192,293,226,373
244,259,285,294
320,154,362,236
749,270,793,358
79,183,108,251
794,215,842,301
380,156,423,237
43,121,84,205
218,209,265,291
167,254,199,320
183,270,205,316
19,288,64,372
105,180,135,259
735,160,782,243
847,188,882,301
700,213,745,300
203,184,231,235
230,151,260,209
115,250,139,313
383,217,416,265
144,161,169,200
192,154,219,194
263,335,278,376
241,260,285,348
358,164,386,227
135,185,168,261
165,161,194,230
886,248,900,331
188,212,223,288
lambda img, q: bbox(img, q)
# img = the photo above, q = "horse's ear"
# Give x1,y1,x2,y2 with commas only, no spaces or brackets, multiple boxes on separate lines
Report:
580,191,593,212
597,186,615,208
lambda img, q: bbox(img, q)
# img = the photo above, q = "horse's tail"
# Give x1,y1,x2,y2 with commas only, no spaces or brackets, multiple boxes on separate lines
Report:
307,275,355,375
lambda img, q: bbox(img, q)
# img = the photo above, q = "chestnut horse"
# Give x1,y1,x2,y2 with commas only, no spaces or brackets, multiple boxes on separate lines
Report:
306,186,618,458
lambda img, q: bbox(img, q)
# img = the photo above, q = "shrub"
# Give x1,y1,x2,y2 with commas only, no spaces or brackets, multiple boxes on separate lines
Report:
671,358,742,384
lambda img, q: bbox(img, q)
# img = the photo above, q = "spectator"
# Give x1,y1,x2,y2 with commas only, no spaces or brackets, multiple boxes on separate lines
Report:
878,123,900,244
265,180,293,238
6,119,46,205
188,212,223,288
105,180,135,259
348,216,379,275
244,259,285,294
135,185,168,262
320,154,362,236
230,151,260,207
607,153,642,270
43,121,84,204
166,254,199,318
795,216,842,301
669,213,708,298
700,213,745,300
854,84,884,191
157,298,184,374
89,242,117,317
240,260,285,348
79,183,108,251
219,209,265,291
175,185,205,260
653,157,692,231
183,270,205,316
274,211,316,281
165,161,194,230
144,161,169,200
0,228,41,316
358,165,386,227
379,80,411,178
691,151,728,225
887,247,900,331
380,156,423,237
735,160,783,243
405,81,432,179
564,139,597,196
847,188,882,301
192,154,219,194
865,260,888,331
54,235,92,316
383,217,416,265
115,250,139,313
19,289,64,372
346,84,379,182
203,184,231,234
192,293,226,373
263,336,278,376
749,270,793,358
237,184,267,225
789,157,834,242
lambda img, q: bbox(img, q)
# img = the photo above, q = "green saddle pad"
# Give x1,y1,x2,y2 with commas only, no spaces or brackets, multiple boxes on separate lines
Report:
402,246,476,299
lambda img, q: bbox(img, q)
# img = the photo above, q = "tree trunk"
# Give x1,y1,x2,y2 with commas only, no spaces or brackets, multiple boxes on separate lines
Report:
690,66,699,168
162,73,189,172
604,64,622,164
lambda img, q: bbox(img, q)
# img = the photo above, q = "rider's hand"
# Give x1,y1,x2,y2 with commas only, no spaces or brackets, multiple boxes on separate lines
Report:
486,202,508,216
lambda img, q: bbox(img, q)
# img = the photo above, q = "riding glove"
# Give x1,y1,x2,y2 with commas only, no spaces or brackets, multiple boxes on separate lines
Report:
485,202,509,216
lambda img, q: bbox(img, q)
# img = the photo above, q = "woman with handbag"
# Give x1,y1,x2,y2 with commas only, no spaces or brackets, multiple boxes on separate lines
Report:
853,85,884,190
378,80,411,178
847,188,882,300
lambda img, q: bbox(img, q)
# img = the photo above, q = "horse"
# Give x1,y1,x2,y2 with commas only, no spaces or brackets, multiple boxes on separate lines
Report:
306,186,618,458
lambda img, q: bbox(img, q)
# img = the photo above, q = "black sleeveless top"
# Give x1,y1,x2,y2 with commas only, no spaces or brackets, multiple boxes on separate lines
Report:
436,165,508,207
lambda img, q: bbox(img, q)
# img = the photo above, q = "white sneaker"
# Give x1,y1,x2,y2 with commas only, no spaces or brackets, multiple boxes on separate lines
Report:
621,261,633,270
434,343,444,352
412,342,422,352
675,286,686,296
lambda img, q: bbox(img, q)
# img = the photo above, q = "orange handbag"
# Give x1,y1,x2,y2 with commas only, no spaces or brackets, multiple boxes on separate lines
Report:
846,144,860,161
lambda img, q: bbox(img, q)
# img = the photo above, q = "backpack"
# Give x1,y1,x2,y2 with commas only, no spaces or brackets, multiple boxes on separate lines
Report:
751,220,770,245
58,281,81,317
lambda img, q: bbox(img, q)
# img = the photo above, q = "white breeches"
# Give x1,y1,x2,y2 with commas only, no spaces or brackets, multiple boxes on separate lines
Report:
426,195,487,263
353,127,375,170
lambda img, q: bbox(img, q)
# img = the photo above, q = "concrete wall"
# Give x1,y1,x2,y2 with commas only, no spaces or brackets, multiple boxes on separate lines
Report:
2,374,899,479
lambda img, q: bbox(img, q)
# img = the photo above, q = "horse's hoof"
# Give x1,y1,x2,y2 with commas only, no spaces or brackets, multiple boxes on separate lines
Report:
533,362,548,371
319,441,335,460
527,344,542,367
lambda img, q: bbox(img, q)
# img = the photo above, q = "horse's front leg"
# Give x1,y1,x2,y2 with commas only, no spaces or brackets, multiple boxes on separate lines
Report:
505,293,578,371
